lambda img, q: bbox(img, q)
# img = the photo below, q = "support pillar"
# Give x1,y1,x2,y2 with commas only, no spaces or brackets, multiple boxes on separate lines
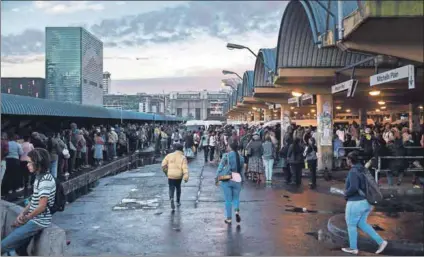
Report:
280,104,291,146
254,111,260,121
409,103,421,132
316,95,333,171
358,108,367,127
264,109,271,122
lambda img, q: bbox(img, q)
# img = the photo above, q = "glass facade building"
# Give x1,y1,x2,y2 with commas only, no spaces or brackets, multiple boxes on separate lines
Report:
46,27,103,105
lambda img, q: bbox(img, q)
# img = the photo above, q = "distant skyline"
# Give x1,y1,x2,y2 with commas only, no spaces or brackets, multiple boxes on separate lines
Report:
1,1,288,93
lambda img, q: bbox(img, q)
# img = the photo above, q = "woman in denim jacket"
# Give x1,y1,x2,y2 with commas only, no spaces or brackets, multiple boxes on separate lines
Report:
215,142,245,224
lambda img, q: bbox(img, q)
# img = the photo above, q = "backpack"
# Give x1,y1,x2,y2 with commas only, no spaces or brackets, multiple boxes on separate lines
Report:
359,168,383,205
37,176,66,214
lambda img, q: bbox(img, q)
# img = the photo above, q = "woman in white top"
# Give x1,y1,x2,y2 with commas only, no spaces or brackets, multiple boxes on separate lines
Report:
1,148,56,255
208,131,217,162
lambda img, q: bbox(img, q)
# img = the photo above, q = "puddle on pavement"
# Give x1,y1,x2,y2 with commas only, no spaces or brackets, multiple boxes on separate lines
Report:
285,205,343,215
305,231,318,240
113,198,160,211
125,172,157,177
371,224,385,231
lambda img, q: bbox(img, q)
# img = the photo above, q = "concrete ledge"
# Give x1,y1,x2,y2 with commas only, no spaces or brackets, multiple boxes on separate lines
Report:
330,185,423,198
1,200,66,256
327,213,424,256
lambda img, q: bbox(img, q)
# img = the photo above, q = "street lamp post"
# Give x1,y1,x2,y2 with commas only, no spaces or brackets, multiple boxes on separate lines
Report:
222,70,243,80
226,42,276,76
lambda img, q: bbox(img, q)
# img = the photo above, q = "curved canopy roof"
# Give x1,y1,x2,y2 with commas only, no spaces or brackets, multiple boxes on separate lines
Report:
276,0,374,70
242,71,255,97
1,94,182,121
254,48,277,88
294,0,361,44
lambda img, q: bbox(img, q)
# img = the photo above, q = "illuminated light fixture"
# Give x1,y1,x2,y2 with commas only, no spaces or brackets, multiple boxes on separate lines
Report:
290,106,295,110
419,105,423,109
378,101,385,105
294,111,298,114
252,107,257,110
376,109,381,112
291,91,302,97
369,90,381,96
336,106,342,110
311,109,316,113
381,106,387,110
346,109,351,113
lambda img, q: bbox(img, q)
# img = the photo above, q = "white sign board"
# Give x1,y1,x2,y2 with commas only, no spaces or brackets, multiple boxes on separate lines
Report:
288,97,299,104
331,79,358,97
301,93,314,104
370,64,415,89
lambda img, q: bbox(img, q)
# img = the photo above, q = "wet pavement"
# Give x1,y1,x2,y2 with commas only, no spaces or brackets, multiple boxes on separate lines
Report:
53,152,421,256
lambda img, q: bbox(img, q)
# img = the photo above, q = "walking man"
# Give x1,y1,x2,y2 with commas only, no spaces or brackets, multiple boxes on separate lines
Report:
161,143,189,210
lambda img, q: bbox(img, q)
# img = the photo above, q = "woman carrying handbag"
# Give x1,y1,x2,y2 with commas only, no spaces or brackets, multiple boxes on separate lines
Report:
215,142,245,224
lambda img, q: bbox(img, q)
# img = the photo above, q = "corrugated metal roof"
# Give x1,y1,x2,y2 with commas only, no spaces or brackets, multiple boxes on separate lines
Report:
1,94,181,121
276,0,373,69
254,48,277,88
294,1,360,44
242,71,254,97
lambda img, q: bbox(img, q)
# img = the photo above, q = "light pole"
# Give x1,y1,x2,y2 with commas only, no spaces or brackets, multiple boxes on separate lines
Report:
226,42,276,76
221,78,240,91
222,70,243,80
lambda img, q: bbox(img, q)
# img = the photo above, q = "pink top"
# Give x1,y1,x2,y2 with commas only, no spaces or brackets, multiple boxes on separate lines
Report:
20,142,34,162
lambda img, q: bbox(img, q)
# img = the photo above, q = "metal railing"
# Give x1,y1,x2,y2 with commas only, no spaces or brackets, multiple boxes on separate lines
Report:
375,156,424,183
337,147,362,156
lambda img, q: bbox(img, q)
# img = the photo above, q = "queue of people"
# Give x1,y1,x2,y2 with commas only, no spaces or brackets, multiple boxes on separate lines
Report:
0,122,179,200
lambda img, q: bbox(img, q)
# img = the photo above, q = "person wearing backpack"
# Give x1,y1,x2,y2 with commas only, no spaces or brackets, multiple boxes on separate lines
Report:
1,148,57,255
342,151,388,255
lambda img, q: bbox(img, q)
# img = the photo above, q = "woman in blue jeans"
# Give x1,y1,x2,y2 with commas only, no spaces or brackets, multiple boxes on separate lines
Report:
215,142,244,224
1,148,57,255
343,151,388,255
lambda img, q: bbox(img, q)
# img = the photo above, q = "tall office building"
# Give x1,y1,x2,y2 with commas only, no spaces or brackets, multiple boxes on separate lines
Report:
103,71,111,95
45,27,103,106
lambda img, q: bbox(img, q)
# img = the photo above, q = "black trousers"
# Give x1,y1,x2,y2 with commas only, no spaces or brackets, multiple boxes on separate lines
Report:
289,163,303,185
209,146,215,161
20,161,30,188
2,158,21,195
307,159,317,186
203,146,209,162
168,178,182,202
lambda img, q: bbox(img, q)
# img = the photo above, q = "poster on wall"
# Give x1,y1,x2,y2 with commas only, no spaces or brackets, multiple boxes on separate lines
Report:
281,110,291,146
318,101,332,146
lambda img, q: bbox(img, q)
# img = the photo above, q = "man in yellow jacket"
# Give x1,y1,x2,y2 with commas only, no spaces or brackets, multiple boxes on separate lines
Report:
162,143,189,210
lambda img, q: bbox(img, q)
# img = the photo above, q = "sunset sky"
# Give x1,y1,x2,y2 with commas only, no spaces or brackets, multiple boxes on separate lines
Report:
1,1,287,93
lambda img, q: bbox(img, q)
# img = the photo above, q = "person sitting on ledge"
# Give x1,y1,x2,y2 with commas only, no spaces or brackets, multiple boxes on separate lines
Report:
1,148,57,255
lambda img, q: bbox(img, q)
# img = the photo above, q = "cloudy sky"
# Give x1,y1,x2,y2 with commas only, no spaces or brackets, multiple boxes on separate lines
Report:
1,1,287,93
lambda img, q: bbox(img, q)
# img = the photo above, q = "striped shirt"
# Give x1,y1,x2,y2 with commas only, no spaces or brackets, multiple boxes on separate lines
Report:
30,173,56,227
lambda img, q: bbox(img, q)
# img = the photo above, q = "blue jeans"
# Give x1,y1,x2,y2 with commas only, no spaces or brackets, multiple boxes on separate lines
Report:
1,220,44,254
113,143,117,157
50,159,58,178
263,158,274,181
221,181,241,219
345,199,384,250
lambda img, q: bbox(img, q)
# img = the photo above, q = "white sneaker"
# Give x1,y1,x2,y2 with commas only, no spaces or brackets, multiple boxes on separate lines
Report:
341,248,358,255
376,241,388,254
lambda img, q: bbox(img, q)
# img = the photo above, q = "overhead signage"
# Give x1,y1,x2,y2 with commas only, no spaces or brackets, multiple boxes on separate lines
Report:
331,79,358,97
370,64,415,89
288,97,300,107
301,93,315,104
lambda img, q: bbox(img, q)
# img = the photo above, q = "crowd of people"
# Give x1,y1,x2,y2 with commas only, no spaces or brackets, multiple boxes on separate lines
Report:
0,122,184,200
